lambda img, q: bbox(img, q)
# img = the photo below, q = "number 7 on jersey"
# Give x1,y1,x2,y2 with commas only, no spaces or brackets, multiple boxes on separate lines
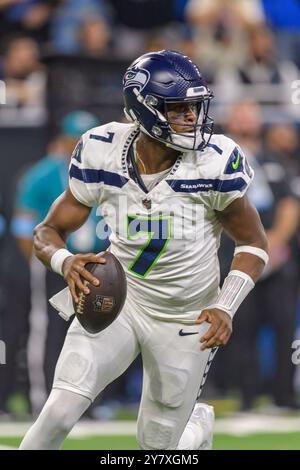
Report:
127,215,171,278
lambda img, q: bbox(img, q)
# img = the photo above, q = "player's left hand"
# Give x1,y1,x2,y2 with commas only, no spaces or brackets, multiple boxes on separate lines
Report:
195,308,232,351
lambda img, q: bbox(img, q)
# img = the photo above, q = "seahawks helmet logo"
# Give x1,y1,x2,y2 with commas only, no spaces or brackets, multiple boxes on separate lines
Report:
123,67,150,92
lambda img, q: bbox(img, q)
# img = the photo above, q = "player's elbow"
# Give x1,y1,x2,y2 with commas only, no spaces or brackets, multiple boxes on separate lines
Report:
33,222,45,257
249,226,269,256
33,221,60,259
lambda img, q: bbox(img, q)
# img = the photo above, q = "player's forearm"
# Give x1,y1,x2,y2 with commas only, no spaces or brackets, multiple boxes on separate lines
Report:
231,235,268,283
209,235,268,319
217,196,269,282
33,222,67,269
33,189,92,272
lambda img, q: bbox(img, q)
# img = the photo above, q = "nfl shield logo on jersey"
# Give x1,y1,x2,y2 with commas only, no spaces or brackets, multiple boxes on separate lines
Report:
142,198,152,210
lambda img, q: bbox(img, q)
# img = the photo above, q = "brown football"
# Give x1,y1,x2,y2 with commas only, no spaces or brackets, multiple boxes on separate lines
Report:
74,252,127,334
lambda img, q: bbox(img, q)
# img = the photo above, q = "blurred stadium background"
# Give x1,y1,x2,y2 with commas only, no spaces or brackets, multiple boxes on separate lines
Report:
1,0,300,450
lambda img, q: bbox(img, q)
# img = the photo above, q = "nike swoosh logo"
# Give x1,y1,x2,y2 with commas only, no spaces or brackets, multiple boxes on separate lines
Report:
179,329,199,336
232,151,241,170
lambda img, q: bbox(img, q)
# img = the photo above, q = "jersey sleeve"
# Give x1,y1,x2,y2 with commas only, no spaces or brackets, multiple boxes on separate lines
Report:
68,134,100,207
211,145,254,211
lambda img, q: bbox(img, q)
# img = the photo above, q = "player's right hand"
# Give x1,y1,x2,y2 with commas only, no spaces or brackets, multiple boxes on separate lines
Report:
196,308,232,350
62,253,106,304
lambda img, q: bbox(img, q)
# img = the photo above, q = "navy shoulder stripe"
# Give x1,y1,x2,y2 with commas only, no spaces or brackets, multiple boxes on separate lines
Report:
89,132,115,143
71,139,83,163
167,178,247,193
206,143,223,155
69,164,129,188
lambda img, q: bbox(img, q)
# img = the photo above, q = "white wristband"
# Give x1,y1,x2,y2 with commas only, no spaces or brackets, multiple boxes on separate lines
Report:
50,248,73,276
207,270,255,319
234,245,269,265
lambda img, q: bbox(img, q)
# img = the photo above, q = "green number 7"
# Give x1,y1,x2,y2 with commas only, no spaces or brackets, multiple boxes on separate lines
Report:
127,215,171,278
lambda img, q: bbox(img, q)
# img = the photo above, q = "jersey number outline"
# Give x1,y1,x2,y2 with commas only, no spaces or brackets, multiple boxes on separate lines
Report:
89,132,115,143
127,215,171,278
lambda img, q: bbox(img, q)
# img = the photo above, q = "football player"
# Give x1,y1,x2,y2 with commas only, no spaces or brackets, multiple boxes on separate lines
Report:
20,50,268,450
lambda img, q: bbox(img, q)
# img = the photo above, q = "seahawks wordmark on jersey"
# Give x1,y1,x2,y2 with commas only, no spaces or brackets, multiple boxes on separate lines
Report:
69,122,253,321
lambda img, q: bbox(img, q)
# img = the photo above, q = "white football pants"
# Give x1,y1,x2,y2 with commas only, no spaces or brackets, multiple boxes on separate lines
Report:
20,296,216,450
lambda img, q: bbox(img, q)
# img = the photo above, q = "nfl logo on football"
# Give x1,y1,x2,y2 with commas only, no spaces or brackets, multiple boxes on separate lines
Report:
93,295,115,313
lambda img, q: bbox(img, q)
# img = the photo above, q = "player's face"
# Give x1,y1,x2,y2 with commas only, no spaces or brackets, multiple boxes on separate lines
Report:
166,102,198,133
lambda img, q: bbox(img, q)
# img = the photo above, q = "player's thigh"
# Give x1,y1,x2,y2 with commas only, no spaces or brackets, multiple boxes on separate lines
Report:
53,307,140,401
137,319,217,450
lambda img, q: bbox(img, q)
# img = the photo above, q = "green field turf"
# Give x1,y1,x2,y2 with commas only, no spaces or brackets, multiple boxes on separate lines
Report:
2,433,300,450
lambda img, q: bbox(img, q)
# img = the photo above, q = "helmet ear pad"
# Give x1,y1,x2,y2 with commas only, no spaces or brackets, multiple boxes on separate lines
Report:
124,90,169,140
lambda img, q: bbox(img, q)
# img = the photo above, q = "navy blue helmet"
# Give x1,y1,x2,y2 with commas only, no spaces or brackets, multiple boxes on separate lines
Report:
123,50,214,151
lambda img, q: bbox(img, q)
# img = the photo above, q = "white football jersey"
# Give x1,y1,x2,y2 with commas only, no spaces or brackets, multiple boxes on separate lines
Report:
69,122,253,322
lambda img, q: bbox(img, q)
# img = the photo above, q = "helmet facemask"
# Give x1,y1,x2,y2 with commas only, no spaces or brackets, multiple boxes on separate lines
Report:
163,95,214,151
130,90,214,152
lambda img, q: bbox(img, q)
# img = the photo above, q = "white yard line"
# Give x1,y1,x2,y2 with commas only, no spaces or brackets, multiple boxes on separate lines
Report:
70,421,137,437
214,414,300,436
0,415,300,439
0,421,137,438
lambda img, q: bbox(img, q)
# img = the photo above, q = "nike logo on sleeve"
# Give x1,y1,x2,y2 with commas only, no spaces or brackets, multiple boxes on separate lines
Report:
232,152,241,170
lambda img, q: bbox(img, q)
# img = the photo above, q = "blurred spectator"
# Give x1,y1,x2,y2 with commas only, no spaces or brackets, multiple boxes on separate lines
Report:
264,123,300,291
46,54,127,129
218,101,300,410
262,0,300,70
0,0,57,43
0,35,46,125
109,0,175,29
185,0,265,72
265,124,300,197
174,0,190,22
9,111,110,413
50,0,109,55
108,0,183,59
79,17,111,58
143,26,189,56
214,25,299,119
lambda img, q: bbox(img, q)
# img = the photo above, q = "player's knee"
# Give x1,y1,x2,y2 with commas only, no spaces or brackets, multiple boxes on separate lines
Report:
40,392,86,435
41,402,76,434
137,367,191,449
149,366,189,408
